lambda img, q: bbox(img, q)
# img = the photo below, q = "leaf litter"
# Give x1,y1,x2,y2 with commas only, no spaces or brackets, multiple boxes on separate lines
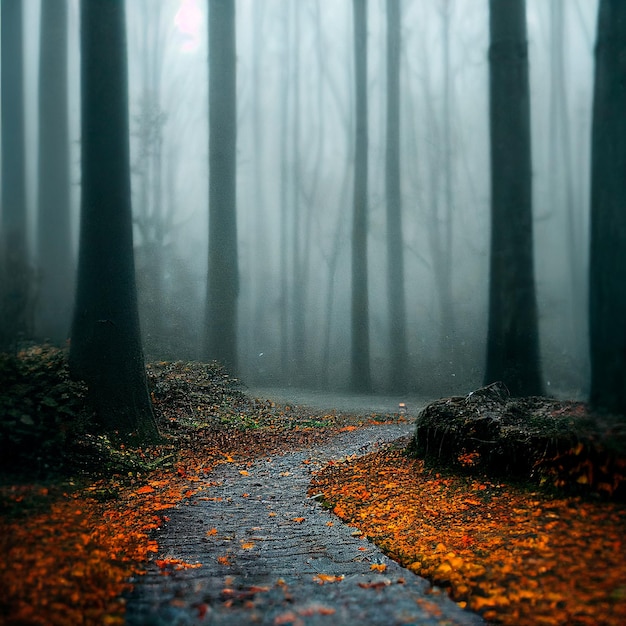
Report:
0,350,403,625
6,348,624,625
309,446,626,625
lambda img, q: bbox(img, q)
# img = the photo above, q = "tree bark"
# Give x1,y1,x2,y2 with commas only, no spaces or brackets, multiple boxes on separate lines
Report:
385,0,408,391
351,0,372,392
37,0,74,345
589,0,626,416
70,0,159,442
205,0,239,372
1,0,30,350
484,0,543,397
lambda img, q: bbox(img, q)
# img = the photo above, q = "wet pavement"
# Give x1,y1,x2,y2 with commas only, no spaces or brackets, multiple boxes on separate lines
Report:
124,423,484,625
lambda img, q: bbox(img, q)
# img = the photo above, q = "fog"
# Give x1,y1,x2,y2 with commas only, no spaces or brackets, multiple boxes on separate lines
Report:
5,0,598,397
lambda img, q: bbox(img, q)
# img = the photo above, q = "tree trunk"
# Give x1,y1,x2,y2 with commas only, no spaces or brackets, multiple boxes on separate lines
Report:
439,0,455,358
1,0,30,351
351,0,372,392
279,7,292,381
589,0,626,416
70,0,159,442
37,0,74,345
205,0,239,372
385,0,408,391
291,1,306,383
484,0,543,397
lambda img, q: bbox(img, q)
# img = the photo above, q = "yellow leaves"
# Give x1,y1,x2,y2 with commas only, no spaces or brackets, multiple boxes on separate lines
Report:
206,527,218,536
292,517,306,523
239,470,250,476
462,498,482,506
241,542,255,550
370,563,387,572
309,447,626,626
217,555,232,566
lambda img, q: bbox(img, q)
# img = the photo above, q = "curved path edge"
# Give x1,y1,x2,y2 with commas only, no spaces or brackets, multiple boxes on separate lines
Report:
124,423,484,625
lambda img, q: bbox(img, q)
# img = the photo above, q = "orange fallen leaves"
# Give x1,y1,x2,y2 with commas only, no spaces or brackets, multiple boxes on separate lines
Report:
0,458,211,625
155,558,202,571
135,484,155,495
313,573,344,584
310,448,626,626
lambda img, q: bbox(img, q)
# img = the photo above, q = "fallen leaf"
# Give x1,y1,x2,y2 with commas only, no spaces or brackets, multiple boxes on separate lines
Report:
313,573,344,584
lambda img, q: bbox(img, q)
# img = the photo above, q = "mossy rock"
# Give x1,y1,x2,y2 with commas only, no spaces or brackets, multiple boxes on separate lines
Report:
408,382,626,498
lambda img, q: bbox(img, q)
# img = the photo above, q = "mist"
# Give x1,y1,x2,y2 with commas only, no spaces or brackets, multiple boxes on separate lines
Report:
2,0,598,398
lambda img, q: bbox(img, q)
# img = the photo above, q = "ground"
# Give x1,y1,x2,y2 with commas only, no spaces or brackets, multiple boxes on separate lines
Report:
1,348,625,625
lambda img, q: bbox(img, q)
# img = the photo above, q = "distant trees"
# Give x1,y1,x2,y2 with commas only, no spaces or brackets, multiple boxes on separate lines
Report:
484,0,543,397
1,0,30,350
351,0,372,393
37,0,74,345
70,0,159,441
385,0,408,391
205,0,239,372
132,0,170,359
588,0,626,416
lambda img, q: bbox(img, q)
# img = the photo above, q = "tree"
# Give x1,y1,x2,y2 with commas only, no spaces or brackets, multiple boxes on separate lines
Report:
484,0,543,397
278,6,291,380
385,0,408,391
37,0,74,345
205,0,239,372
131,0,169,359
1,0,30,351
351,0,372,392
70,0,159,441
438,0,455,358
588,0,626,416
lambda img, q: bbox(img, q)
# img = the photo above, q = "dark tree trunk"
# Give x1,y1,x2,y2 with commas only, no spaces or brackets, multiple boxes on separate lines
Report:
37,0,74,345
589,0,626,416
351,0,372,393
385,0,408,391
1,0,30,350
70,0,159,442
205,0,239,372
484,0,543,397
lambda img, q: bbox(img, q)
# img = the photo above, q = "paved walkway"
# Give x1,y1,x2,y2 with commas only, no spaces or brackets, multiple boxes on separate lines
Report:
124,424,484,625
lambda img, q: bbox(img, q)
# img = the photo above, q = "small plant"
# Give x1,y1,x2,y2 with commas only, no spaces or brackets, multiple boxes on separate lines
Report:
0,345,93,476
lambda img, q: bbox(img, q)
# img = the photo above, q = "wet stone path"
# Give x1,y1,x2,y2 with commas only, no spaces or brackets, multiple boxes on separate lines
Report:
124,424,483,625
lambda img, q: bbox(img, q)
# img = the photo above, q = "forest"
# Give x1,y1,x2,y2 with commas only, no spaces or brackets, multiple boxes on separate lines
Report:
1,0,626,624
2,0,624,408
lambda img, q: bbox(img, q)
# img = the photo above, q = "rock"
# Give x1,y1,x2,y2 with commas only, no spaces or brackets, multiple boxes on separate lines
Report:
408,383,626,498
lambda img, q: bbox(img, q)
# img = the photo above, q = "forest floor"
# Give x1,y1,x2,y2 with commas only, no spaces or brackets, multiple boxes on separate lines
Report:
0,348,625,625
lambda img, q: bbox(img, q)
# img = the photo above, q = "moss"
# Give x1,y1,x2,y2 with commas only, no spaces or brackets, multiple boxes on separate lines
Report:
409,382,626,499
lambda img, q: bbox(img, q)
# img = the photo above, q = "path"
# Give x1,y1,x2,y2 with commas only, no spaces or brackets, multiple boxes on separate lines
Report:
124,423,484,625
